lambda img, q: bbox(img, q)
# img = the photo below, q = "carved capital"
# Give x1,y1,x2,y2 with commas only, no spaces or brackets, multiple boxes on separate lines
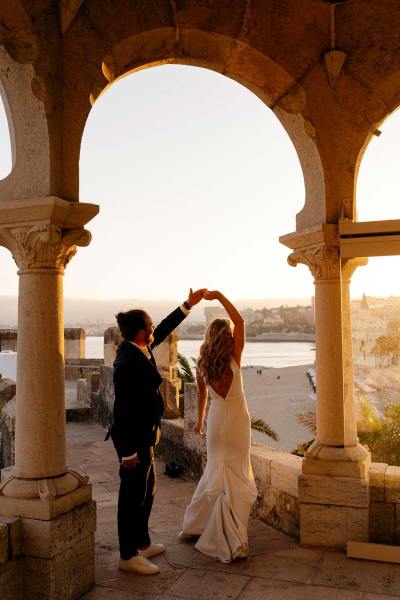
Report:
6,224,91,272
288,243,340,281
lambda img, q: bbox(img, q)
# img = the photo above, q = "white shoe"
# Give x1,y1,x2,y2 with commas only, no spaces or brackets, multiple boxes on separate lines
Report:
138,543,165,558
119,555,160,575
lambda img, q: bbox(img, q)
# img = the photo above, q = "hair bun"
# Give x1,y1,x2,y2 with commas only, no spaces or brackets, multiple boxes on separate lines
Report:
116,312,126,326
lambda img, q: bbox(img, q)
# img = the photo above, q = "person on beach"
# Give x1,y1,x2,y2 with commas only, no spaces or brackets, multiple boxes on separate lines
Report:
180,290,258,563
108,288,205,575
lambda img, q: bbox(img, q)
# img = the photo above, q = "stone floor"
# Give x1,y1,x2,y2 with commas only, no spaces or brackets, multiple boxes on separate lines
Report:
66,422,400,600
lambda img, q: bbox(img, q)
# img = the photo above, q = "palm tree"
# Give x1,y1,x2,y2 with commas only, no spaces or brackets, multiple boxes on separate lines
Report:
177,352,195,384
250,418,279,441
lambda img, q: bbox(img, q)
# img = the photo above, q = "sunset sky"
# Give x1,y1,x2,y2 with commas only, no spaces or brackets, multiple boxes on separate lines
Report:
0,64,400,302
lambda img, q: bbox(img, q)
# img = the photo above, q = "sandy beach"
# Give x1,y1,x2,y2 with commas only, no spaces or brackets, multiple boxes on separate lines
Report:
243,364,316,452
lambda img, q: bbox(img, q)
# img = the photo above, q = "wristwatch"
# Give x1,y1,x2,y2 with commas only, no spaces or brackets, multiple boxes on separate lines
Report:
183,300,191,311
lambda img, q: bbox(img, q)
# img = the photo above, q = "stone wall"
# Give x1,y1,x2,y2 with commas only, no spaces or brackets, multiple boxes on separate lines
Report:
0,331,17,353
64,358,103,381
0,379,16,470
0,329,87,359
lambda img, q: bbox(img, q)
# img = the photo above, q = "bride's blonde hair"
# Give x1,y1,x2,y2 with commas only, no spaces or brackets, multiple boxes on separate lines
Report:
197,318,234,384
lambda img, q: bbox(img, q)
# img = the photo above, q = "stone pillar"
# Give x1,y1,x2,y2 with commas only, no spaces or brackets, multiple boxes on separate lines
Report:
0,197,98,598
280,225,371,547
64,327,86,359
153,333,181,418
103,326,121,367
0,330,17,352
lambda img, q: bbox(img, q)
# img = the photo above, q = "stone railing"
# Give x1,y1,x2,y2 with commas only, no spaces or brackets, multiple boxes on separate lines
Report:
0,328,87,359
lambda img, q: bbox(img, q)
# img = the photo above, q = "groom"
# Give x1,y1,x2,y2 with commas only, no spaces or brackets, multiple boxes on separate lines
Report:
109,288,205,575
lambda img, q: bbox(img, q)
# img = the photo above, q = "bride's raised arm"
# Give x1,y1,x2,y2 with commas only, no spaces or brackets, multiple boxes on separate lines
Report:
203,291,245,365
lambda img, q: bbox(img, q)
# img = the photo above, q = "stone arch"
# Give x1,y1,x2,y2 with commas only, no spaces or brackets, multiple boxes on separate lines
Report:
0,45,51,203
65,26,325,229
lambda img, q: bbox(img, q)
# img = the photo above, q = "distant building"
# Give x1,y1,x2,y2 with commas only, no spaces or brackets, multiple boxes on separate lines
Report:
204,306,228,325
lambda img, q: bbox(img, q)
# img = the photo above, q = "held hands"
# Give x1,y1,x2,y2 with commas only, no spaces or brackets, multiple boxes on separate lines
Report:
204,290,221,301
187,288,207,307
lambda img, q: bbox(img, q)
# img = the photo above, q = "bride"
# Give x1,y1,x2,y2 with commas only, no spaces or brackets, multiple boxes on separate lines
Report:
181,290,258,563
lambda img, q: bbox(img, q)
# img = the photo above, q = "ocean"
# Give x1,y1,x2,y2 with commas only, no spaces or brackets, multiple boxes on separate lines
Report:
0,337,315,381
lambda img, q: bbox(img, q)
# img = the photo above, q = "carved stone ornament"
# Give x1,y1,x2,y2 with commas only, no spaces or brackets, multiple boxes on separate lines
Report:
288,243,340,280
8,224,91,272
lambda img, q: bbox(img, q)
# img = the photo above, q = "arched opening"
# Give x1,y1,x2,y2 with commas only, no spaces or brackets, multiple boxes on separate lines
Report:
0,84,14,180
351,107,400,466
76,64,315,451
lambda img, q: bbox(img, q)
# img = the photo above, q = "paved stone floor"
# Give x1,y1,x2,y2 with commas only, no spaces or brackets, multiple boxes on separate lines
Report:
67,422,400,599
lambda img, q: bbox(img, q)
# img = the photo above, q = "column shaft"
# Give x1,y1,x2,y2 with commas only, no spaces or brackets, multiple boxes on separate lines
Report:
15,270,66,478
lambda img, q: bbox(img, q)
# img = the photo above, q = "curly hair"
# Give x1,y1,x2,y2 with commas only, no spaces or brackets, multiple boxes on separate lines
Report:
197,318,234,384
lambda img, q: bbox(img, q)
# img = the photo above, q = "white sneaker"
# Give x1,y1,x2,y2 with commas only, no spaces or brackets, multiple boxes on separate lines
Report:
119,555,160,575
138,543,165,558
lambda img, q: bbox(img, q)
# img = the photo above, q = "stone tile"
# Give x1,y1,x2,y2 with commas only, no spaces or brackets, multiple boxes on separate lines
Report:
163,540,216,568
167,568,249,600
98,568,184,596
203,549,319,584
248,529,295,556
82,585,139,599
238,578,364,600
311,551,394,594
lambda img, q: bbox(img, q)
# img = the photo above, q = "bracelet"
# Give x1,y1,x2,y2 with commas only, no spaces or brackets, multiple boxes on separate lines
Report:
183,300,191,311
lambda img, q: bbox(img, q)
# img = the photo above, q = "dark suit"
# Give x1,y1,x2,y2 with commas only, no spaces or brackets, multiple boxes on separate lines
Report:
110,306,187,559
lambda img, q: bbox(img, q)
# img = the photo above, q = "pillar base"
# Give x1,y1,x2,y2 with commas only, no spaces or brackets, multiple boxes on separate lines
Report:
0,500,96,600
299,467,370,548
303,442,371,477
0,483,92,520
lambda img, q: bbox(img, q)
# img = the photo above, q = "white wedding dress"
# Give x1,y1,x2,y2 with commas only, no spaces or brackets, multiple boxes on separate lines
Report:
181,358,258,563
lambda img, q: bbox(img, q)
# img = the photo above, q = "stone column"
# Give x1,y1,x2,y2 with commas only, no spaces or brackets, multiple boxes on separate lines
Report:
280,226,370,547
0,223,92,503
284,231,370,478
0,198,98,599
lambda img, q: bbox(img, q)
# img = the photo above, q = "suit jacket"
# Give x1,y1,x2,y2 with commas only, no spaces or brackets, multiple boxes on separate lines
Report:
109,306,187,459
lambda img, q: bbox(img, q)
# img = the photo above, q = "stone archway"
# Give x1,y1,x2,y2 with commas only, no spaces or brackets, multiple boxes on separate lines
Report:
64,25,326,230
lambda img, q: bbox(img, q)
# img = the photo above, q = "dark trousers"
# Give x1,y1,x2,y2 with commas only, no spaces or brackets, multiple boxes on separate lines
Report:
118,447,156,560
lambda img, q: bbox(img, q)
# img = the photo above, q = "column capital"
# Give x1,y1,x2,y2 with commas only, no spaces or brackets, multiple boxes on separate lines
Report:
6,224,91,272
288,243,340,280
0,196,99,273
280,224,340,281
